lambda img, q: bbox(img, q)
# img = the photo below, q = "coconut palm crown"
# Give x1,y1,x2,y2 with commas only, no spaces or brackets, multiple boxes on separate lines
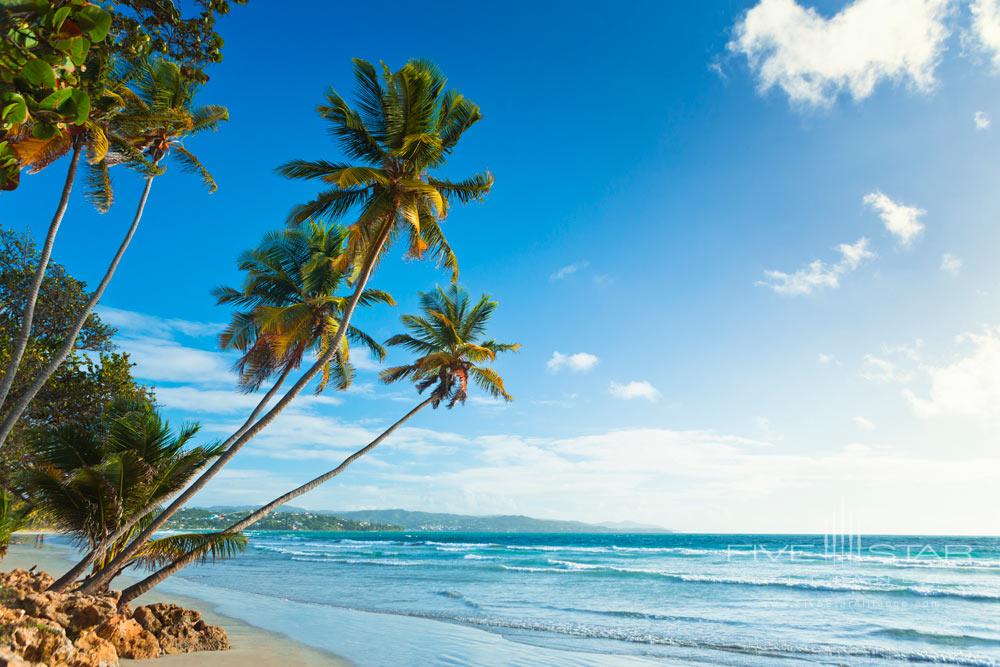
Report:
214,222,394,394
381,285,518,408
277,58,493,281
24,405,243,573
110,58,228,197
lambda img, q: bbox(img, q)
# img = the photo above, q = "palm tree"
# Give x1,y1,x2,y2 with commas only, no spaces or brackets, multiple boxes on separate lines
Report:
24,405,244,582
49,222,392,593
0,59,227,451
77,57,491,595
0,57,151,418
215,221,393,397
116,285,517,606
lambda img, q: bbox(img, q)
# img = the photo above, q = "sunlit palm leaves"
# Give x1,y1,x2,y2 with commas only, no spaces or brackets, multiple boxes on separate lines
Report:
214,222,394,393
277,58,492,281
381,285,518,408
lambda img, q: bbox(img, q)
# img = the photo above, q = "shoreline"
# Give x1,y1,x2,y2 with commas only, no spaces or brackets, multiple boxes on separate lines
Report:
2,536,351,667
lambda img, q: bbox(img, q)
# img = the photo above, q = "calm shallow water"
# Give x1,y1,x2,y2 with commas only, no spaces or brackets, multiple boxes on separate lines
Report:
168,532,1000,665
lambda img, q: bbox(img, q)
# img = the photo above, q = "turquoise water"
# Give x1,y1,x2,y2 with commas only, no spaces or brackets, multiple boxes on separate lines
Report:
169,532,1000,665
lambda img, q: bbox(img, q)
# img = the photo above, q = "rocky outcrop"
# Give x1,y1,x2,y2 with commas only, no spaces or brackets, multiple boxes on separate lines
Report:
94,614,160,659
0,569,229,665
132,603,229,654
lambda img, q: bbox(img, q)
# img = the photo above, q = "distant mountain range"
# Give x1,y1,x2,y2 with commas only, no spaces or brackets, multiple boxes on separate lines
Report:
193,506,671,533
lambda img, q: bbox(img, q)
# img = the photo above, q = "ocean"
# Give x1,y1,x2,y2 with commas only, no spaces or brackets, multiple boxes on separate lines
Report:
157,532,999,666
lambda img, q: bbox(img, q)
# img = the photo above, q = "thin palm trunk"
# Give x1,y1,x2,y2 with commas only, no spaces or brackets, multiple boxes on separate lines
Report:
48,362,294,593
0,143,82,411
0,174,155,450
117,395,433,607
80,218,395,595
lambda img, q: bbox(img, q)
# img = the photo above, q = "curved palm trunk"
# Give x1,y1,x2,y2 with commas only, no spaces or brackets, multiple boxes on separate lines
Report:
80,219,395,595
118,396,433,607
0,174,155,450
0,143,82,411
48,365,294,593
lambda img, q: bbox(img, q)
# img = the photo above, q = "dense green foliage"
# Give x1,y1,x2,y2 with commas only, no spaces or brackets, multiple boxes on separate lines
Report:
165,507,401,532
22,404,244,572
0,228,153,486
0,0,114,189
1,0,241,191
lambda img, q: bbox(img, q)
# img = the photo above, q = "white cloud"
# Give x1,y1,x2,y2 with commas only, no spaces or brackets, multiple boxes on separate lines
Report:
905,326,1000,418
758,237,875,295
860,354,913,383
853,416,876,431
864,190,926,247
97,306,223,338
970,0,1000,69
940,253,963,275
817,353,840,366
155,385,341,414
546,351,599,373
225,427,1000,534
609,380,660,402
549,261,589,282
349,347,382,371
119,336,236,385
974,110,992,129
729,0,950,107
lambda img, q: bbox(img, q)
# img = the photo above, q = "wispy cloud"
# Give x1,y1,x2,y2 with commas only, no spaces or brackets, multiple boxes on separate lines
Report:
546,351,599,373
853,416,876,431
609,380,660,402
549,261,589,282
817,353,841,367
864,191,926,247
758,237,875,296
940,253,963,275
729,0,949,107
97,306,224,338
118,336,236,386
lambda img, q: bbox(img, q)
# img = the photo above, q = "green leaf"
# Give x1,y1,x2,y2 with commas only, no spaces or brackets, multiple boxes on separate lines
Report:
51,7,72,32
53,36,90,67
2,95,28,126
69,89,90,124
31,123,58,140
75,6,113,42
39,88,73,111
20,60,56,89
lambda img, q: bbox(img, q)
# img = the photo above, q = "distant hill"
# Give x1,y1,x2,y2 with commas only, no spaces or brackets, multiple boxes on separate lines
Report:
329,509,672,533
186,506,672,533
165,508,399,532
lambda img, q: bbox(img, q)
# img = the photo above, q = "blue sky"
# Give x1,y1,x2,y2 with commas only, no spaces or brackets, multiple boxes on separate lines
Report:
3,0,1000,533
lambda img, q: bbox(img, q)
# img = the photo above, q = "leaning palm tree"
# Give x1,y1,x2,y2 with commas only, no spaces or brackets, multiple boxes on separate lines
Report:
0,59,227,451
77,57,491,595
25,406,244,582
116,285,517,606
50,222,393,592
216,221,392,397
0,58,153,418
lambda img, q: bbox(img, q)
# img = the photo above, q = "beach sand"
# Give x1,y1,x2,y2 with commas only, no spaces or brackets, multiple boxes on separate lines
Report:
2,536,351,667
